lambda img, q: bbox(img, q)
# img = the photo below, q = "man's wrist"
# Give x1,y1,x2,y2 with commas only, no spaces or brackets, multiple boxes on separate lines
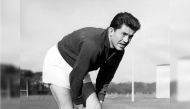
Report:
72,96,83,105
98,93,105,102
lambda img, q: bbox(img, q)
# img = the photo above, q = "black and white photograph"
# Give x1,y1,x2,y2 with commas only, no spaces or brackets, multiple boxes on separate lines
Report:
1,0,190,109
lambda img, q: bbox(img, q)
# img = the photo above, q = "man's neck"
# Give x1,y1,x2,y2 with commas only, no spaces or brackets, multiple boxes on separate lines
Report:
108,33,114,49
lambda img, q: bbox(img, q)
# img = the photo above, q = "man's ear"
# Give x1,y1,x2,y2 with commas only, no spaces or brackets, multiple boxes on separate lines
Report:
108,27,114,37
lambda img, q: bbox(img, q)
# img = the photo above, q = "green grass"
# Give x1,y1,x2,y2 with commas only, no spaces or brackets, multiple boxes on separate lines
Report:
2,95,190,109
1,98,20,109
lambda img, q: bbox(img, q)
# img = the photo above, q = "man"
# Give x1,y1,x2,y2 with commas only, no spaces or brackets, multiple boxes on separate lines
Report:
42,12,140,109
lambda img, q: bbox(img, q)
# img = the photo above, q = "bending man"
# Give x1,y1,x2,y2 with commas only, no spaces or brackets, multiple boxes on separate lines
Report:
42,12,141,109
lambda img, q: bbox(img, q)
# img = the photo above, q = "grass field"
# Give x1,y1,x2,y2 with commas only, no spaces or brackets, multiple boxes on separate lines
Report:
1,95,190,109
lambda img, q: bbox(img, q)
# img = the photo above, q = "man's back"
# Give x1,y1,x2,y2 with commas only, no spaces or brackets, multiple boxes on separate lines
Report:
57,27,106,68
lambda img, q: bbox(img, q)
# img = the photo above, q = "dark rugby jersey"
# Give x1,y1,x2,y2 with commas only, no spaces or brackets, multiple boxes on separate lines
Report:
57,27,124,104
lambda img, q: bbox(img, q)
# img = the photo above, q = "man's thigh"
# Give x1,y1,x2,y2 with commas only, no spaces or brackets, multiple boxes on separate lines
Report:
50,84,73,108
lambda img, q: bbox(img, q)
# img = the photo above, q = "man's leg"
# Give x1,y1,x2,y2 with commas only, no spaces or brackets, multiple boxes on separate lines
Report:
50,84,73,109
86,93,101,109
83,75,102,109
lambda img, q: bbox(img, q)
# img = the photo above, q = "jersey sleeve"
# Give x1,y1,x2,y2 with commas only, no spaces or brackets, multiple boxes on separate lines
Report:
96,51,124,101
69,41,99,104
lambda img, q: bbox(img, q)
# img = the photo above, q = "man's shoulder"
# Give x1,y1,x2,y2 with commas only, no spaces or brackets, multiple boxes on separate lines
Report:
78,27,106,45
79,27,105,33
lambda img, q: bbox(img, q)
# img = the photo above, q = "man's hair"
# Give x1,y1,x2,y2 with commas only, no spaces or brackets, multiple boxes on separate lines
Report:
110,12,141,32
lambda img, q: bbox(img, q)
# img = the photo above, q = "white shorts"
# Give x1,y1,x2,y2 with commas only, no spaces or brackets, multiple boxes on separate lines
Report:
42,44,72,89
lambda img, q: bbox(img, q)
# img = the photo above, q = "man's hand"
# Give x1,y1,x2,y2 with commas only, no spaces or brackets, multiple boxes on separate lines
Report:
73,104,85,109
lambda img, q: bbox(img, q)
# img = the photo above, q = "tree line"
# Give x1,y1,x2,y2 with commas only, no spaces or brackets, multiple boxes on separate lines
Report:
1,63,177,97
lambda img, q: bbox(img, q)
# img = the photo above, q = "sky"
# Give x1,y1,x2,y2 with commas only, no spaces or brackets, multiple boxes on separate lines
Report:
1,0,190,83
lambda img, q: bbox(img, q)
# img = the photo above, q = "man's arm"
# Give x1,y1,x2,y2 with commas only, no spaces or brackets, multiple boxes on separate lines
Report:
96,51,124,102
69,41,99,105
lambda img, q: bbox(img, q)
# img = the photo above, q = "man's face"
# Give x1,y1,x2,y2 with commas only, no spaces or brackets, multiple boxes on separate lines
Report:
109,24,135,51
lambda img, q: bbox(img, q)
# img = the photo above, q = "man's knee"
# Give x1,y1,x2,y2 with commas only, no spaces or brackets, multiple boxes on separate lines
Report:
86,93,100,106
86,97,101,109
